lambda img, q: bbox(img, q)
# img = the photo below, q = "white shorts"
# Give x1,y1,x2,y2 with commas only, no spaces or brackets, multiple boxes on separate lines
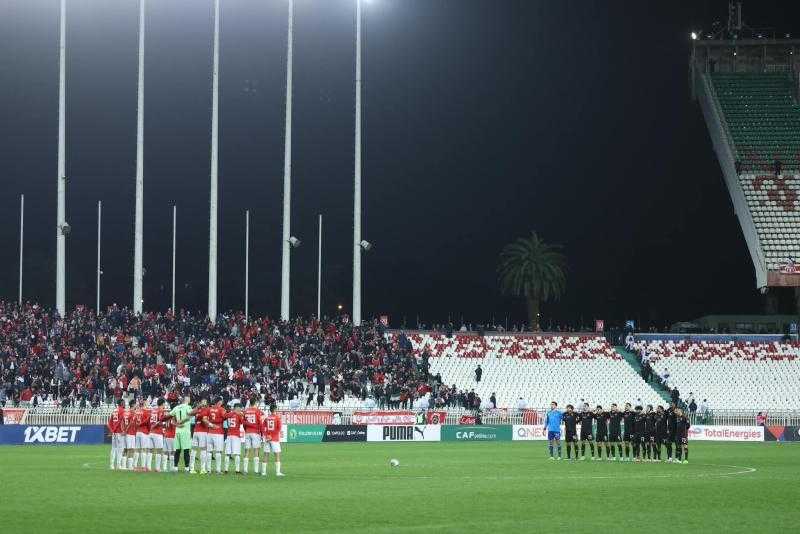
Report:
206,434,224,452
244,433,261,450
149,433,164,450
163,437,175,453
125,434,136,449
225,436,242,456
192,432,207,449
135,432,151,449
112,433,125,449
262,441,281,454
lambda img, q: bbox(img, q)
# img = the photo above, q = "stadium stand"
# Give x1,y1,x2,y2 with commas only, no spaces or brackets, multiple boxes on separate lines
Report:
692,41,800,289
631,338,800,410
710,72,800,172
708,72,800,272
386,333,665,409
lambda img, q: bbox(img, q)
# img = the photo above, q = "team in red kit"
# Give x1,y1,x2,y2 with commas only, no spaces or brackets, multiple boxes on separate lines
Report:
106,394,284,476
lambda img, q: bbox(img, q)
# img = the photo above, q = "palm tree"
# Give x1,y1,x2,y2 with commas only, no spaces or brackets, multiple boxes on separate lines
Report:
498,232,567,331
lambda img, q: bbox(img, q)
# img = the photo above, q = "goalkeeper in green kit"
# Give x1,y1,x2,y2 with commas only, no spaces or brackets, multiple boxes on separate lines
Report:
169,395,195,472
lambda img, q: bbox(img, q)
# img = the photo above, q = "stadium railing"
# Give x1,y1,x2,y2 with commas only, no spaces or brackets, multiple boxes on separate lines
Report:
13,405,800,427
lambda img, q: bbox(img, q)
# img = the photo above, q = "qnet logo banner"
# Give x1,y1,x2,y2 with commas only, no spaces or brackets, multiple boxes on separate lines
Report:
0,425,106,445
686,425,764,442
512,425,549,441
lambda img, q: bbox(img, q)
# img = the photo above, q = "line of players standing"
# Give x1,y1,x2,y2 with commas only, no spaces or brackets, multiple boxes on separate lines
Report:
556,402,691,463
106,394,284,476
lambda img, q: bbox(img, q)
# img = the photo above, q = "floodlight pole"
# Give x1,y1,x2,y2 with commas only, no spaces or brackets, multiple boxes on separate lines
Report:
172,205,176,312
353,0,363,326
317,214,322,319
133,0,146,315
56,0,66,317
96,201,102,314
208,0,220,323
245,210,250,321
18,194,24,305
280,0,295,321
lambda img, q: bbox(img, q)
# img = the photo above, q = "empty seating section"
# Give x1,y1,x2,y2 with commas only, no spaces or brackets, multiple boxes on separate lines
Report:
709,73,800,268
742,172,800,269
388,333,664,409
710,72,800,171
632,339,800,410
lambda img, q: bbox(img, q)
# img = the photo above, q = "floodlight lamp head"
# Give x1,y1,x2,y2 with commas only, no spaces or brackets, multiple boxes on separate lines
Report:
690,31,698,40
61,222,71,236
359,240,372,251
288,236,301,248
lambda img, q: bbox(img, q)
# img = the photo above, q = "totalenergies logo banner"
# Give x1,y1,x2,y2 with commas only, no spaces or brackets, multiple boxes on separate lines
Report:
687,425,764,442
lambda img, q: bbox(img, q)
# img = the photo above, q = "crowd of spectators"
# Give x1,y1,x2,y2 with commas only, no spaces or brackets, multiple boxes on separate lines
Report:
0,300,481,412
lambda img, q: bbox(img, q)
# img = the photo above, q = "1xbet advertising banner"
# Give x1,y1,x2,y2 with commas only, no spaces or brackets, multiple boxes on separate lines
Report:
0,425,106,445
686,425,764,442
287,425,326,443
321,425,367,442
764,426,800,442
367,425,441,442
441,425,512,442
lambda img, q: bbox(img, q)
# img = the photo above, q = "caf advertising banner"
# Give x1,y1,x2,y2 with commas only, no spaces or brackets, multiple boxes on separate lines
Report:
441,425,512,442
0,425,106,445
687,425,764,442
366,425,441,442
764,426,800,442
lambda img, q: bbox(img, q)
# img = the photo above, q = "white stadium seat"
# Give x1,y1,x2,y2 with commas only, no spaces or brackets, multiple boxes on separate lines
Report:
631,339,800,410
386,333,664,409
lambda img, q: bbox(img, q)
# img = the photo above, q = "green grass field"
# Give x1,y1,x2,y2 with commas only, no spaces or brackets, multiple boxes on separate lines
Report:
0,442,797,533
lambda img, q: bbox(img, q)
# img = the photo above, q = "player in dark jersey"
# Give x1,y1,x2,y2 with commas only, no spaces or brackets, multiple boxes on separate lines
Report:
653,405,667,461
594,406,610,460
632,405,647,462
674,408,691,464
665,402,678,462
622,403,635,461
579,403,595,460
608,403,623,460
562,405,579,460
643,405,656,461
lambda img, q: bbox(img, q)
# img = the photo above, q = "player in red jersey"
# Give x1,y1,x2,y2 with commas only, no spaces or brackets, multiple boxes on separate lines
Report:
107,399,125,470
260,404,284,477
242,394,263,475
123,399,137,470
134,399,152,471
149,398,168,472
204,397,227,474
223,403,245,474
162,401,177,472
190,398,209,474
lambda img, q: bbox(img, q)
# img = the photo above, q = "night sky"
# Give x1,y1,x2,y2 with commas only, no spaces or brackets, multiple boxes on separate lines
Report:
1,0,798,328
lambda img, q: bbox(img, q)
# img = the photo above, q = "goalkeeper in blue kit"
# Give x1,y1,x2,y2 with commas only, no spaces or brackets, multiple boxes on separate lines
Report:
543,401,563,460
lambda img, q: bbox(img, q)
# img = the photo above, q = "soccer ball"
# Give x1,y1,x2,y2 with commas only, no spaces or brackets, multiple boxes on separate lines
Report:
389,458,400,468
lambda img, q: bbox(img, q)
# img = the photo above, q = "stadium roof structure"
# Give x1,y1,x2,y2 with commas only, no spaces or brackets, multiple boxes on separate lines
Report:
690,5,800,290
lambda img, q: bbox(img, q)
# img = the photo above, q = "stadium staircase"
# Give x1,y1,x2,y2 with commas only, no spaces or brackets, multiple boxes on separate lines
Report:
614,347,672,404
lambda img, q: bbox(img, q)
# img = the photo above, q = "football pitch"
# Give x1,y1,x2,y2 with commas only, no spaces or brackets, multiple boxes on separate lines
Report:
0,442,797,533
